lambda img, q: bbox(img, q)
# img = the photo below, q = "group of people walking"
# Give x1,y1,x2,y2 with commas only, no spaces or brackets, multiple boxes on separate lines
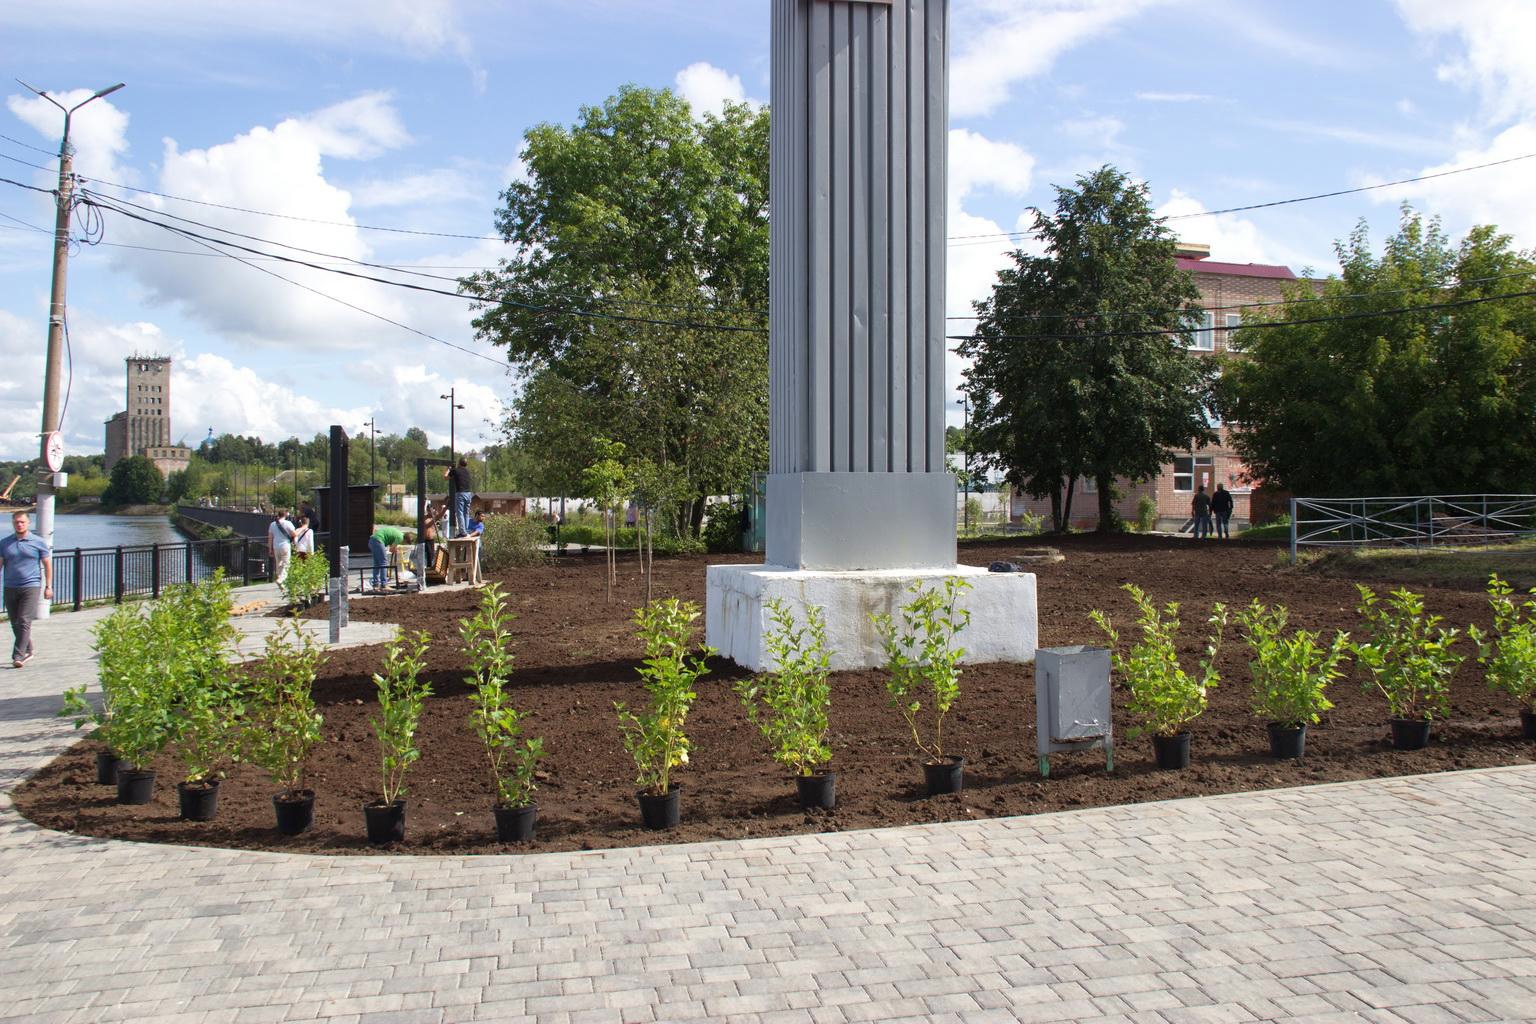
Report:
266,507,318,584
1190,483,1235,540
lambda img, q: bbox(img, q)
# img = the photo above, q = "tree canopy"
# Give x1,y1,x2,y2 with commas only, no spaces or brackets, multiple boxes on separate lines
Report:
102,456,164,508
959,165,1216,531
462,86,770,534
1220,208,1536,496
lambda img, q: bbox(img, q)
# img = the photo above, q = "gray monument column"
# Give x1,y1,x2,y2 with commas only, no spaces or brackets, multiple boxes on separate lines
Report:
766,0,956,571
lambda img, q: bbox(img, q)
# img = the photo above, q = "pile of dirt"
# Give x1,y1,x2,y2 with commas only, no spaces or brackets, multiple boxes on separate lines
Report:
15,534,1534,855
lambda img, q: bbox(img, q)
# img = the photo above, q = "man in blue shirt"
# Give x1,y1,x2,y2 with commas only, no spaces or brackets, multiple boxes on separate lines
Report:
466,511,485,537
0,510,53,668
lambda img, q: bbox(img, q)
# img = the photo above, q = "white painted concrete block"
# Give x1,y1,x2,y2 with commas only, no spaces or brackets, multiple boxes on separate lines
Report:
705,563,1038,672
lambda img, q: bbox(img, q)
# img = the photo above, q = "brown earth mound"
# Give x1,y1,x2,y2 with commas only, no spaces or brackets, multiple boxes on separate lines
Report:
14,534,1534,855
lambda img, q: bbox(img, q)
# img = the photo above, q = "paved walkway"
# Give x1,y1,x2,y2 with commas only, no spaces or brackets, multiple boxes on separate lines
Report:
0,597,1533,1023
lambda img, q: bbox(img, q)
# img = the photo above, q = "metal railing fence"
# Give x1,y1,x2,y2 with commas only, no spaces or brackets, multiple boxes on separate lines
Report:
2,533,331,614
1289,494,1536,562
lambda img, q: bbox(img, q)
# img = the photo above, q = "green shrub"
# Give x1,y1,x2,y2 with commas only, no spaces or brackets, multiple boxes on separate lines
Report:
735,600,832,776
616,599,712,795
702,502,744,553
1237,600,1346,728
1353,584,1462,721
873,577,972,762
281,550,330,606
461,585,543,808
1467,574,1536,713
1136,495,1158,533
371,630,432,805
1092,583,1228,738
480,515,549,570
161,574,243,784
242,619,324,798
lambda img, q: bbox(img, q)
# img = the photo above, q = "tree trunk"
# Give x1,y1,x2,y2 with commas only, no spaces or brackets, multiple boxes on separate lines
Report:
1049,485,1063,533
1096,475,1116,533
1062,477,1077,531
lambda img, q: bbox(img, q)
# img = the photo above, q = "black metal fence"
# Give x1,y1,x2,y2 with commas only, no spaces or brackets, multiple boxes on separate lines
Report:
1290,494,1536,562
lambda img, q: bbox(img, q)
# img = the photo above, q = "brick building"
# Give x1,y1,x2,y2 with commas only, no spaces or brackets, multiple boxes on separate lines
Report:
104,355,192,476
1010,244,1313,532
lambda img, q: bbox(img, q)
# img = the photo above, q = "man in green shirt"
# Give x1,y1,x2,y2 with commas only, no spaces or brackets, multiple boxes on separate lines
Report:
368,524,407,591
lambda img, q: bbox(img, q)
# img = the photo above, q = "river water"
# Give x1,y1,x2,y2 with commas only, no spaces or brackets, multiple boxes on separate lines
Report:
16,513,189,552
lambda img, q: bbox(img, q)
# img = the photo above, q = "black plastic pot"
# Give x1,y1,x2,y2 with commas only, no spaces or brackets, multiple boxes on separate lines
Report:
364,799,407,844
95,750,121,785
1521,710,1536,741
1152,732,1192,771
637,785,680,830
273,790,315,835
1390,717,1432,751
922,755,965,796
494,803,538,842
1267,723,1307,760
116,767,156,805
177,780,220,821
795,771,837,811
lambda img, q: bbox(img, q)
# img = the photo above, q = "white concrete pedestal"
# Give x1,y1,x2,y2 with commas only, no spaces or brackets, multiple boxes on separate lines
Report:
705,563,1038,672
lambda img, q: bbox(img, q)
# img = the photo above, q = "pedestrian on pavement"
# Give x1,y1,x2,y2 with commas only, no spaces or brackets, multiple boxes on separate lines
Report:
1191,485,1213,541
292,515,316,559
267,509,296,585
444,458,473,538
0,510,52,669
1212,483,1234,540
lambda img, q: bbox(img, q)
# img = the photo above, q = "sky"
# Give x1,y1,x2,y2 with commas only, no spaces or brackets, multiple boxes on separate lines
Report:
1,0,1533,463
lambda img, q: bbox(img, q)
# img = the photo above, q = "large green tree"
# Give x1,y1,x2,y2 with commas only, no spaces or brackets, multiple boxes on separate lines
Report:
959,165,1216,531
462,86,769,533
102,455,164,508
1221,209,1536,496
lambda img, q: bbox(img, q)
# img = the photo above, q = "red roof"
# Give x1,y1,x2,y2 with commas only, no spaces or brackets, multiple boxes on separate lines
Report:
1176,257,1296,280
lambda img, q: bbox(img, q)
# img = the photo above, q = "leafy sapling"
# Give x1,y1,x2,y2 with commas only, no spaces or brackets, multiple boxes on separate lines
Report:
243,618,325,800
461,584,544,809
1092,583,1228,738
1237,600,1347,729
735,599,832,777
1468,574,1536,714
372,629,433,806
616,598,713,796
1353,584,1462,722
873,577,973,763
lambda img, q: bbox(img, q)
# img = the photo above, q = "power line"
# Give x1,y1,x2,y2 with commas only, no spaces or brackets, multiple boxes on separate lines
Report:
0,175,55,196
81,191,771,335
949,286,1536,344
0,132,59,158
0,150,56,173
0,209,48,232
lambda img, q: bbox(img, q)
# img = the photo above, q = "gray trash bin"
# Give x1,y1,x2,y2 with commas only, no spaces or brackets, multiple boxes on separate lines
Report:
1035,645,1113,777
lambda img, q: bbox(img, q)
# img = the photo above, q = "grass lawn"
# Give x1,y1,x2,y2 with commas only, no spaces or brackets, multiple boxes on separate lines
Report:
1301,539,1536,591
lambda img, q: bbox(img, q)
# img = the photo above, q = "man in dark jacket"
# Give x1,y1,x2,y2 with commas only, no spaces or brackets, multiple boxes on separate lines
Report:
1191,485,1213,540
1211,484,1235,540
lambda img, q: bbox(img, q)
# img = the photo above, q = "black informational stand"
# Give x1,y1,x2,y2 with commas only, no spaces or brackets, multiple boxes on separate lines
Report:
326,426,349,574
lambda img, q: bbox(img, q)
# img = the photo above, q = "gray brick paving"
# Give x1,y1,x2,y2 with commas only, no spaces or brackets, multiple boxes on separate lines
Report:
0,591,1534,1022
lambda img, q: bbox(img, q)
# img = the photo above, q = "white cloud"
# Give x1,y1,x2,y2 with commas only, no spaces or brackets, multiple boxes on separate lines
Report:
1363,124,1536,248
6,89,132,188
1156,189,1334,274
952,0,1169,119
1136,91,1216,103
1061,115,1126,151
674,62,754,115
948,128,1035,213
350,169,479,209
171,352,370,444
1396,0,1536,123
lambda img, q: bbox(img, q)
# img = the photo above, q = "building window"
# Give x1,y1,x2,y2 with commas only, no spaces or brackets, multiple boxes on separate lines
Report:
1173,455,1214,492
1081,475,1097,494
1185,311,1215,351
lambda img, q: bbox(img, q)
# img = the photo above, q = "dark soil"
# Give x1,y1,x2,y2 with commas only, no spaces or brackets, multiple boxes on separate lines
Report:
15,534,1535,855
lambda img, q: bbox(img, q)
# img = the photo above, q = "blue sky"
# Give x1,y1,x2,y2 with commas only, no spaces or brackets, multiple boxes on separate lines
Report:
1,0,1532,462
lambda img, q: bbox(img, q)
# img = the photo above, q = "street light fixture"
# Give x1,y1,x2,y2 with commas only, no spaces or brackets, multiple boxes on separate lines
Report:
438,389,464,465
363,416,377,486
19,79,126,594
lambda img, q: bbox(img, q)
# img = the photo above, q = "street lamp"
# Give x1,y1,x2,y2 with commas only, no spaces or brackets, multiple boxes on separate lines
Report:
438,389,464,464
19,79,125,594
363,416,377,486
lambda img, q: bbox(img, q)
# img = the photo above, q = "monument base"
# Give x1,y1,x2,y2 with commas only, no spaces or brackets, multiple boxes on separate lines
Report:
705,563,1038,672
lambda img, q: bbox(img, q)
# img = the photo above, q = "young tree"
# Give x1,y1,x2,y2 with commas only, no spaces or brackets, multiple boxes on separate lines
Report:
462,87,769,533
960,166,1216,532
1220,208,1536,495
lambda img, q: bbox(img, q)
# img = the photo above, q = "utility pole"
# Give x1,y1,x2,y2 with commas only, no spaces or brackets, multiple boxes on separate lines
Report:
438,389,464,465
20,80,124,616
962,394,971,536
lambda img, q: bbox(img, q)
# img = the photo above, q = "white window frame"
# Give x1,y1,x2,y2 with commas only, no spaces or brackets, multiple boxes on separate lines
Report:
1186,311,1215,351
1172,455,1214,492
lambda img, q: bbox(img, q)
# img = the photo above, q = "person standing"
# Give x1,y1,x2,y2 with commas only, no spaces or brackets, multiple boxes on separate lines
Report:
1191,485,1213,541
444,458,473,538
1,510,52,668
292,515,316,559
368,523,406,592
267,509,296,585
1211,484,1234,541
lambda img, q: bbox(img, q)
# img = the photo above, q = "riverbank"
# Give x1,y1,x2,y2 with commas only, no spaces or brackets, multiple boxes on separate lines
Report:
174,514,235,540
55,503,172,516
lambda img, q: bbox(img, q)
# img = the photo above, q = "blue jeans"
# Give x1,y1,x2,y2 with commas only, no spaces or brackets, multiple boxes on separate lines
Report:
1194,513,1212,539
1216,512,1231,539
368,536,388,589
452,492,472,538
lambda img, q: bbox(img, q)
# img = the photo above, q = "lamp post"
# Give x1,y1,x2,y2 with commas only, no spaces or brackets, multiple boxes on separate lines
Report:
438,389,464,465
20,79,125,614
363,416,377,485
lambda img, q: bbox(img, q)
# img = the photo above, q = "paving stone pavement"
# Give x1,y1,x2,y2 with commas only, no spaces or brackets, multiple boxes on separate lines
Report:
0,593,1534,1023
